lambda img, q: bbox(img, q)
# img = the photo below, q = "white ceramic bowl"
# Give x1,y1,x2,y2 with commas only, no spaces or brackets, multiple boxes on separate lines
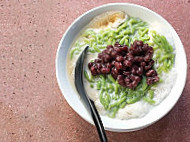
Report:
56,3,187,132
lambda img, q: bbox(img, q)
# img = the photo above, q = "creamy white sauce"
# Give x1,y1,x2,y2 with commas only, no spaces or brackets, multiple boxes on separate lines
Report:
66,11,177,120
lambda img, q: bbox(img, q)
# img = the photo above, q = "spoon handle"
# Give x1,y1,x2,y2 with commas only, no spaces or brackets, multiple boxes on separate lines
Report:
78,82,108,142
75,46,108,142
89,99,108,142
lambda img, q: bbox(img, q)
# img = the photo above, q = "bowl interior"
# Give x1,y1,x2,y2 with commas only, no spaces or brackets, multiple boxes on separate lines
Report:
56,3,187,132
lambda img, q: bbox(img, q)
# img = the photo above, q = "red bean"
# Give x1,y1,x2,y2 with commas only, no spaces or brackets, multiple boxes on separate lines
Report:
101,67,110,74
147,76,159,85
102,54,111,63
115,62,123,70
120,45,128,52
88,40,159,89
136,40,143,46
134,56,144,62
144,54,152,62
107,45,113,49
142,44,149,51
88,62,94,69
123,60,132,67
141,62,146,68
146,69,157,77
112,67,120,75
117,75,126,86
123,71,130,76
90,66,97,75
131,65,138,75
145,59,154,71
126,53,134,62
121,51,127,57
114,47,122,53
114,42,122,47
131,81,138,88
111,60,116,66
96,63,102,69
111,72,118,79
125,77,130,83
98,53,103,59
132,41,137,48
102,50,107,55
111,68,119,79
108,48,114,54
105,48,113,55
95,59,102,63
116,56,124,62
134,75,141,83
106,62,112,69
110,50,118,58
97,69,101,74
130,75,135,81
136,66,143,76
147,47,153,54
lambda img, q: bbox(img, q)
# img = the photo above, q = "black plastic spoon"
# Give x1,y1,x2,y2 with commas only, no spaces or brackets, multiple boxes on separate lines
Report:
75,46,108,142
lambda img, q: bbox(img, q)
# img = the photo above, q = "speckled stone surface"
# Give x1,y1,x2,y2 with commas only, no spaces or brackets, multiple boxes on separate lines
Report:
0,0,190,142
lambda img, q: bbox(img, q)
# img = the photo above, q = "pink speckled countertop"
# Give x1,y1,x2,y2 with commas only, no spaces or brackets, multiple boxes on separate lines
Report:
0,0,190,142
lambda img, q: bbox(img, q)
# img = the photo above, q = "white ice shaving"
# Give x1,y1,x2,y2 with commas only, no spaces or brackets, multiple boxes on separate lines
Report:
116,100,151,119
94,99,107,115
152,68,177,105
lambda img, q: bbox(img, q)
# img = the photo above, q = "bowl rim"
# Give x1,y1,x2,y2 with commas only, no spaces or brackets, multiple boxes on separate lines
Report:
56,3,187,132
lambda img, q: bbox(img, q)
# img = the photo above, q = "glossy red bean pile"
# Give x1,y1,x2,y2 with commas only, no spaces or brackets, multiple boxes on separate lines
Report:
88,40,159,89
